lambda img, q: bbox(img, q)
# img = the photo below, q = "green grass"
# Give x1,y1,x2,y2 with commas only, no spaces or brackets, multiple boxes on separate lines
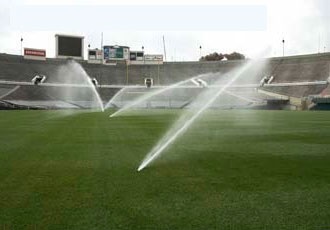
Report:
0,109,330,229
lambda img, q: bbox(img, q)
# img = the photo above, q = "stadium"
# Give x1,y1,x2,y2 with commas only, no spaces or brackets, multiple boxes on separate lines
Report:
1,32,330,229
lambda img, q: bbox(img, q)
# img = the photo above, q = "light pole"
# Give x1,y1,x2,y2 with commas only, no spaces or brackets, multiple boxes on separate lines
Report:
20,37,23,56
282,39,285,57
126,60,129,85
142,46,145,64
199,45,202,59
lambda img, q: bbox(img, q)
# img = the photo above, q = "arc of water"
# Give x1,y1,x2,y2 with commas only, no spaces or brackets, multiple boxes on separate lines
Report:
104,87,126,109
89,84,105,112
69,61,105,112
85,75,105,112
109,73,214,118
0,86,20,99
137,60,257,171
223,90,256,103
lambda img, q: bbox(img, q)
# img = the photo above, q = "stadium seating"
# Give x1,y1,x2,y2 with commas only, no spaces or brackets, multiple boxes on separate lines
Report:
1,52,330,108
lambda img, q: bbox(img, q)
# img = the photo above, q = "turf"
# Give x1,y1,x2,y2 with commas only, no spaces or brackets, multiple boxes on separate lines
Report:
0,109,330,229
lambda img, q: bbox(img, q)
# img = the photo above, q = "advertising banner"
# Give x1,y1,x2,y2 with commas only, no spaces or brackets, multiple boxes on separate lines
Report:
24,48,46,61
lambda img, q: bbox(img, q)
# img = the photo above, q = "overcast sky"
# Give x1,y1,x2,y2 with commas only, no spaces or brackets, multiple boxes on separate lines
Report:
0,0,329,61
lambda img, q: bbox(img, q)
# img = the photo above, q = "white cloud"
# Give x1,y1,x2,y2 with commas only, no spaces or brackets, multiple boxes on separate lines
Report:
267,0,329,56
1,0,329,60
23,0,265,6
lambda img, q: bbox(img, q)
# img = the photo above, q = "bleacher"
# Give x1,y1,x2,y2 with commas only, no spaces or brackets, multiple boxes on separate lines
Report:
0,52,330,109
258,54,330,98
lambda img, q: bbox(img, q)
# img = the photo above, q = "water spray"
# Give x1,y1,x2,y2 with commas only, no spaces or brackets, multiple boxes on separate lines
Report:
137,60,259,171
108,73,215,118
70,61,104,112
104,87,126,109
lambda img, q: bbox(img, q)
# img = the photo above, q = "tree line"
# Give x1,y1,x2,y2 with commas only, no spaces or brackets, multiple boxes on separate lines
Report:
200,52,245,61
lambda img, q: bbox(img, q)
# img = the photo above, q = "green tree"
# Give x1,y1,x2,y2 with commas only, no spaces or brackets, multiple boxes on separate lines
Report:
200,51,245,61
224,52,245,60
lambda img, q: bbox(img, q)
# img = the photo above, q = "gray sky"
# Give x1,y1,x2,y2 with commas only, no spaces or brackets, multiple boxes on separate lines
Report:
0,0,329,60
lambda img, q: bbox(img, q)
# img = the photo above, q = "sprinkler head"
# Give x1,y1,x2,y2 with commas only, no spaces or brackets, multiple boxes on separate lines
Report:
137,166,143,172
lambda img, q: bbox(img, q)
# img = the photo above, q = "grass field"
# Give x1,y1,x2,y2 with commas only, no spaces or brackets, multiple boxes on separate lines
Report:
0,109,330,229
